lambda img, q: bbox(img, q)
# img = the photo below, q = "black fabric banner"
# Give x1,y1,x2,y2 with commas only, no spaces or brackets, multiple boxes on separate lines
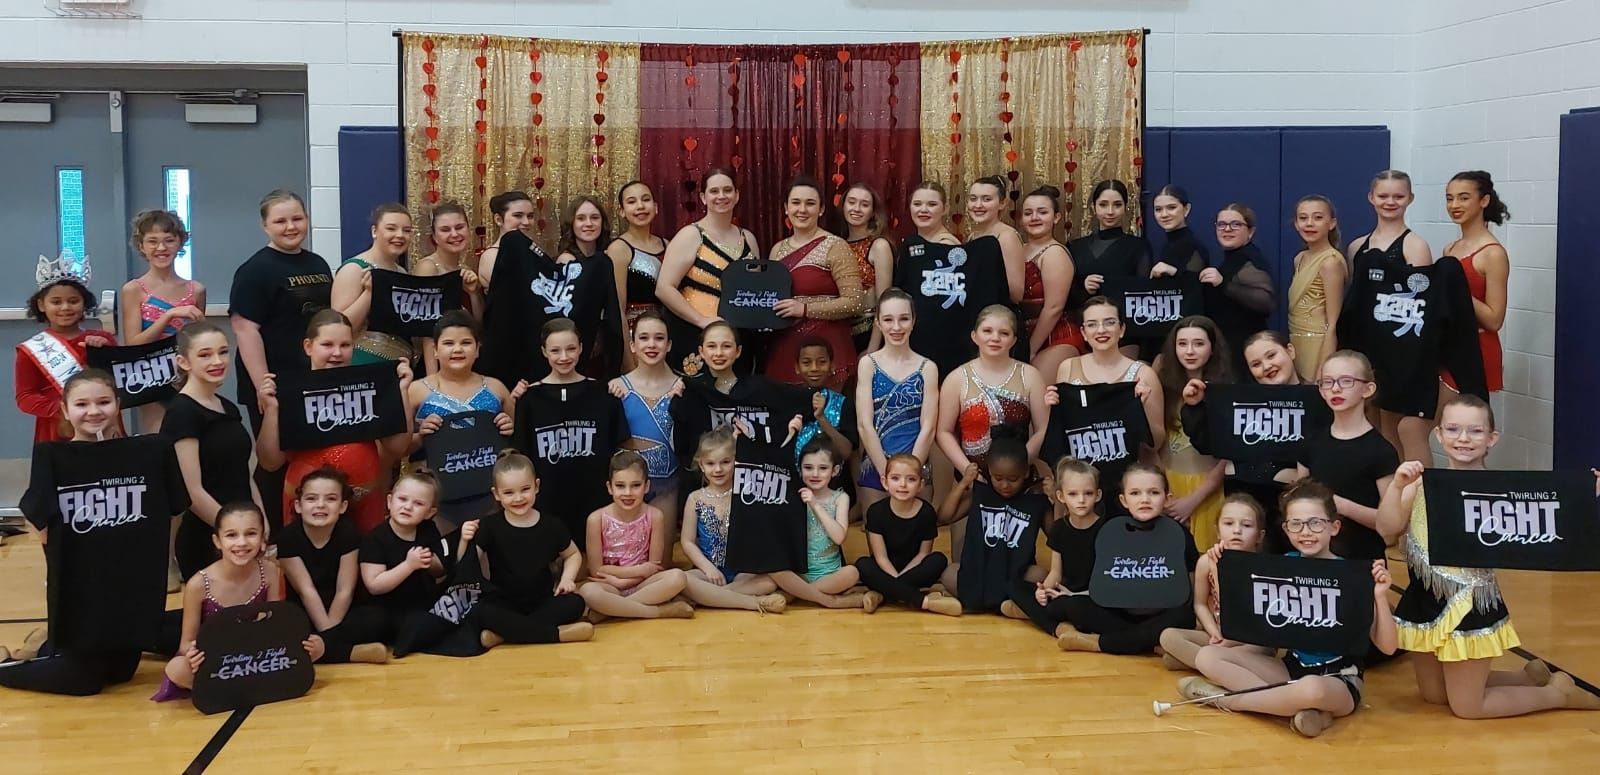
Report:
1423,468,1600,571
1098,275,1204,338
1218,551,1375,655
1042,382,1150,487
424,411,501,502
85,337,179,407
1203,383,1331,461
725,436,806,574
276,362,407,451
1088,516,1191,609
718,260,793,331
368,268,463,339
192,601,315,715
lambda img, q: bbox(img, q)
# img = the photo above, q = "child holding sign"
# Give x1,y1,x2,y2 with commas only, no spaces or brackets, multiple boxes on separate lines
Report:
256,310,414,534
765,440,865,610
1158,493,1268,671
679,429,789,613
409,311,513,530
939,439,1050,611
576,452,693,621
1054,463,1199,654
1379,395,1600,718
158,503,325,699
1180,483,1395,737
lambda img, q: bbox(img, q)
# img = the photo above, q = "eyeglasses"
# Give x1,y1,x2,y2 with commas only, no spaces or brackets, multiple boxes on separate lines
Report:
1215,221,1249,232
1440,424,1490,439
1082,319,1119,331
1284,518,1331,534
1316,376,1371,392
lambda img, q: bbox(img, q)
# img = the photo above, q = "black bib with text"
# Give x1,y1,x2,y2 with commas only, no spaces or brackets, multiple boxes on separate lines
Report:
718,259,794,331
1088,516,1191,609
1043,382,1150,487
86,337,180,407
1098,275,1204,338
1422,468,1600,571
424,411,501,502
725,436,806,574
276,362,407,450
1203,383,1330,461
192,601,315,715
1218,551,1375,655
368,268,463,339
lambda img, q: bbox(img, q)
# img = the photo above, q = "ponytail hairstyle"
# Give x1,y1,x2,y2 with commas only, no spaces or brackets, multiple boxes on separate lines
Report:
369,202,410,228
1450,170,1511,225
493,449,537,481
1090,179,1131,207
215,501,268,535
1370,169,1413,192
1294,194,1341,250
258,189,306,220
305,308,353,341
701,319,740,346
1155,184,1191,206
972,174,1009,198
910,180,948,202
433,309,480,341
875,287,916,320
540,316,580,346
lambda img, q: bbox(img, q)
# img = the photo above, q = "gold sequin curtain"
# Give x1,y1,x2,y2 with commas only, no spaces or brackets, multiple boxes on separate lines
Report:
919,31,1144,238
401,33,641,256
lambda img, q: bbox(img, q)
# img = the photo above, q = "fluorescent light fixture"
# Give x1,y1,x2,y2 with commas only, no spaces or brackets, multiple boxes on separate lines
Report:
184,103,257,124
0,102,51,123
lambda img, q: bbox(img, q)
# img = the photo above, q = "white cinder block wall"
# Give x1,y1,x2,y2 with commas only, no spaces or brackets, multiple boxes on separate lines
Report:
3,0,1591,463
1407,0,1600,468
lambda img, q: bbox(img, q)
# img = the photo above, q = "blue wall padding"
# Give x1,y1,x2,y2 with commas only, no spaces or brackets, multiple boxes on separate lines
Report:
1142,125,1389,332
337,126,405,259
1554,107,1600,468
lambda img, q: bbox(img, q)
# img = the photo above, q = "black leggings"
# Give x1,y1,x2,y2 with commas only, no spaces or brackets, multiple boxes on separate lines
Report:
473,594,586,644
317,605,393,664
854,553,948,607
0,649,141,696
175,512,217,581
1007,579,1194,655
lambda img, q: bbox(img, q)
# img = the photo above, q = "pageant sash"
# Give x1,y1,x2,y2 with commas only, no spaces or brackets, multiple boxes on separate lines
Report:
1218,551,1375,656
18,330,86,393
86,337,179,407
1422,469,1600,571
276,362,407,450
368,268,462,339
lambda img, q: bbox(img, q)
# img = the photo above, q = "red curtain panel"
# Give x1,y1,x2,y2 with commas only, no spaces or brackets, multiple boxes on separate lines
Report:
638,43,922,251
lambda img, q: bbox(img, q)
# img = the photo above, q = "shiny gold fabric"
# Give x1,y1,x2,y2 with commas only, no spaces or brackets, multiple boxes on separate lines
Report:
401,33,641,255
919,31,1144,240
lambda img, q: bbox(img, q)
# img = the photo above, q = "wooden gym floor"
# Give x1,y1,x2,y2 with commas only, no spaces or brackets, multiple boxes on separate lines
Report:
2,527,1598,774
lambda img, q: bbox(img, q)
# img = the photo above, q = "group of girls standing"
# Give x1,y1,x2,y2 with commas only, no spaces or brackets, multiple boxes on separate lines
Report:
11,164,1589,740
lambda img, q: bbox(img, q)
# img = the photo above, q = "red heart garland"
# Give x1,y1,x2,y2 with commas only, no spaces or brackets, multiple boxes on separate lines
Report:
475,98,486,111
474,120,487,133
833,151,846,165
425,148,440,161
730,154,744,170
950,132,962,144
951,112,962,124
596,71,609,83
592,154,606,167
593,134,606,147
685,75,698,88
793,53,808,66
792,74,806,88
474,55,487,69
831,173,846,187
533,177,546,189
426,169,440,181
836,112,847,127
531,92,543,105
421,38,434,53
422,62,435,75
532,114,544,126
422,84,436,97
532,156,544,166
597,49,610,63
1065,161,1078,173
593,113,605,125
596,92,605,104
531,72,543,84
999,111,1014,123
425,126,439,140
426,190,440,203
948,50,961,64
683,137,698,152
1005,149,1019,164
836,50,850,63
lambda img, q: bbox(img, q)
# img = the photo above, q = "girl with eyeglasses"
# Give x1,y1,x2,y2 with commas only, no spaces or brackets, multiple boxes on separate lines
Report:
1291,350,1397,564
1378,395,1600,719
1205,203,1276,375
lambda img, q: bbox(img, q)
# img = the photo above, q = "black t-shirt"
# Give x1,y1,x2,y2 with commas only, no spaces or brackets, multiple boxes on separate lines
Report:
160,393,254,509
865,499,938,570
228,246,332,406
512,379,630,548
277,517,361,611
894,234,1009,377
1296,427,1399,561
473,511,572,607
957,482,1049,611
1047,516,1105,593
358,519,447,611
22,436,190,651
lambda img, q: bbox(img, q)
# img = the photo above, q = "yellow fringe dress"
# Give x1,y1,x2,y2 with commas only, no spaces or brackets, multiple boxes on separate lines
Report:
1164,415,1224,551
1394,490,1520,661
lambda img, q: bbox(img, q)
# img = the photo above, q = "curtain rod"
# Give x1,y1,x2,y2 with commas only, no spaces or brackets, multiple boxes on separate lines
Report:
389,27,1155,38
